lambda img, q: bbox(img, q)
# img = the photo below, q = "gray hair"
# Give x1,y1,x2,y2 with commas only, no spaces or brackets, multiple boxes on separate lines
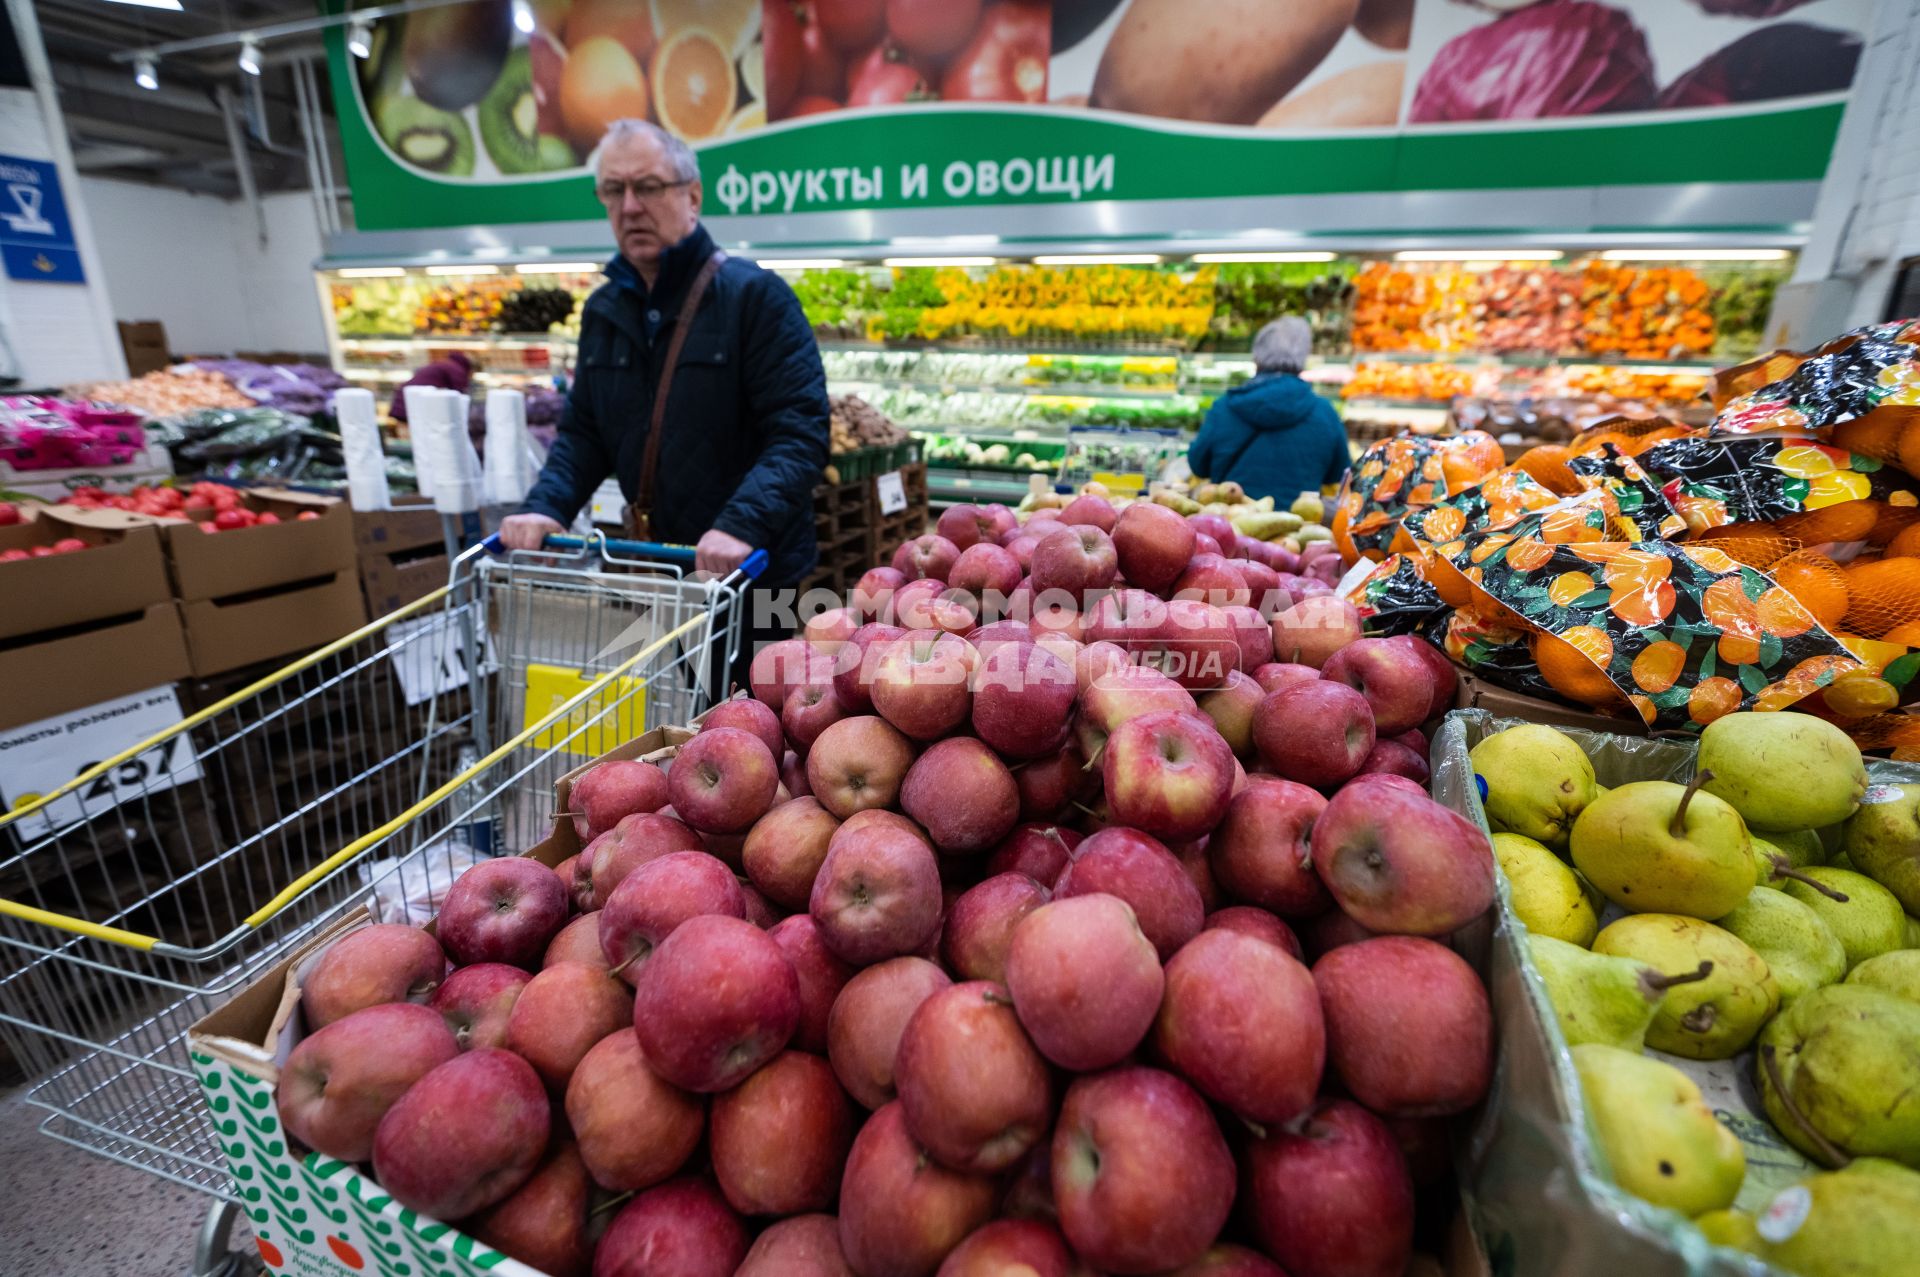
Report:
592,119,701,183
1252,316,1313,374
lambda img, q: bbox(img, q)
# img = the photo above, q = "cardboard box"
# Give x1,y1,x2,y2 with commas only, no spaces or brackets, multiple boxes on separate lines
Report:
118,320,169,377
1452,671,1645,737
163,489,357,601
0,506,174,641
353,496,445,558
179,570,368,677
0,602,190,732
359,547,449,618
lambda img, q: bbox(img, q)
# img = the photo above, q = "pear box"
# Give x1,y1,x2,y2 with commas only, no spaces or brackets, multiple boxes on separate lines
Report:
1435,710,1920,1277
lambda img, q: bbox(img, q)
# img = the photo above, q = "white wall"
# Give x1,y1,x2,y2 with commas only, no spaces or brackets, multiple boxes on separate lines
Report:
81,178,331,357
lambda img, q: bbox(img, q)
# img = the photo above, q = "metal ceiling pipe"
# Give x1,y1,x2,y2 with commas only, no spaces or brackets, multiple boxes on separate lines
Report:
290,53,329,236
217,83,267,247
300,58,342,235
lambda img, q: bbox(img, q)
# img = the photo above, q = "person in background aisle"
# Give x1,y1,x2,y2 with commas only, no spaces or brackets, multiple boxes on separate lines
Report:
389,350,474,423
499,118,829,681
1186,316,1349,503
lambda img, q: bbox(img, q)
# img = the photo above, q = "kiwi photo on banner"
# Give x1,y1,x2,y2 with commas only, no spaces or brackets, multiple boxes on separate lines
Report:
327,0,1871,229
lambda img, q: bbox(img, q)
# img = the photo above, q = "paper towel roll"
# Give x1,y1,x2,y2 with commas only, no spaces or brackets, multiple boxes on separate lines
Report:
411,387,480,515
403,384,441,499
483,388,535,506
333,387,391,512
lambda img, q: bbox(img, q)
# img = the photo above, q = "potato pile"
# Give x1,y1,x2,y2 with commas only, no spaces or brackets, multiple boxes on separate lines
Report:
830,394,908,455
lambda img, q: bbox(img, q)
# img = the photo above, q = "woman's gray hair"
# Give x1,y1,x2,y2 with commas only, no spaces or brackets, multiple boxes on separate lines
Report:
592,119,701,183
1252,316,1313,374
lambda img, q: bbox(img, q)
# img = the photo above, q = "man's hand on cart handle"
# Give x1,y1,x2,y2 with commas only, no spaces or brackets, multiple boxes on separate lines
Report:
500,513,564,551
696,528,752,576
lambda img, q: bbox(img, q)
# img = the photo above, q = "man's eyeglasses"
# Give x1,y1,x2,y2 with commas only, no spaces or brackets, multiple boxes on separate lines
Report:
597,177,693,206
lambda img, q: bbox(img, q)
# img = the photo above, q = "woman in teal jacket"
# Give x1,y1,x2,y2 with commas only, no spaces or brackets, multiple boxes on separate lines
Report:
1187,317,1349,503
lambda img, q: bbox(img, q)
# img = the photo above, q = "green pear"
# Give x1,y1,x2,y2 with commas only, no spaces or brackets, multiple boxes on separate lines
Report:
1908,914,1920,948
1495,832,1598,946
1745,1159,1920,1277
1720,886,1846,1006
1572,1043,1745,1217
1840,782,1920,914
1593,914,1779,1059
1756,984,1920,1169
1752,830,1826,887
1529,934,1712,1052
1847,951,1920,1005
1697,711,1867,833
1830,851,1857,873
1472,724,1597,850
1570,776,1754,920
1782,868,1907,972
1770,827,1827,868
1693,1208,1757,1252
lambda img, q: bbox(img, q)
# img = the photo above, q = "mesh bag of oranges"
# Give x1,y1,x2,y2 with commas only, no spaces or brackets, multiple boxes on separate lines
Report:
1330,430,1506,563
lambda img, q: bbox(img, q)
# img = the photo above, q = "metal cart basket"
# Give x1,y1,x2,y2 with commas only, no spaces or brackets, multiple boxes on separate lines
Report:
0,534,764,1274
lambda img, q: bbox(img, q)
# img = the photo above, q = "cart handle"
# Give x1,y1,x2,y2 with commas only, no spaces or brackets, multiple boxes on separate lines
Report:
482,531,768,580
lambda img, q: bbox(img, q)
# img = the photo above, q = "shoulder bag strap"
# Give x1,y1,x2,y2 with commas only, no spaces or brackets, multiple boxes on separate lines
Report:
635,248,727,514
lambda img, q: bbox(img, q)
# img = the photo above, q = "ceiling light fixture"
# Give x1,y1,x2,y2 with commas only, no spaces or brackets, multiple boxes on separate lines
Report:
1393,249,1565,262
514,261,603,273
1189,251,1339,263
880,256,996,268
512,0,535,33
336,266,407,278
1598,248,1792,262
237,36,262,76
426,264,499,275
754,258,850,270
1029,253,1163,266
347,18,373,59
133,54,159,91
104,0,183,10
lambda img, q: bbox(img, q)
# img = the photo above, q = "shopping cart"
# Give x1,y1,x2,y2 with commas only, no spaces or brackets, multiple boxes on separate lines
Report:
0,532,765,1275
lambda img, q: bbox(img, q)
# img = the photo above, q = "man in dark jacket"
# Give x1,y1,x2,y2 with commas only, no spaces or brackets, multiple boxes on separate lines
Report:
1187,316,1348,503
501,119,828,598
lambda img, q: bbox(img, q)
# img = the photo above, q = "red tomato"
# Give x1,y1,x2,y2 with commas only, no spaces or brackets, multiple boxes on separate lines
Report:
30,545,56,557
796,1,845,101
296,511,321,521
213,509,251,530
0,548,29,561
52,537,87,554
256,512,281,525
941,0,1047,101
762,0,802,114
847,41,934,105
816,0,885,50
198,522,220,534
885,0,980,61
0,502,18,526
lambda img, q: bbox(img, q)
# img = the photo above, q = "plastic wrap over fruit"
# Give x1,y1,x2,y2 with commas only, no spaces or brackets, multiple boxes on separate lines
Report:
1345,551,1447,634
1660,23,1861,109
1332,431,1507,562
1422,605,1565,707
1564,447,1689,541
1634,434,1920,536
1410,1,1656,122
1712,321,1920,438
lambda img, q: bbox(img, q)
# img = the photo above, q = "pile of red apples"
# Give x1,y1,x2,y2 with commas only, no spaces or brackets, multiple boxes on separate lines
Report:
273,493,1498,1277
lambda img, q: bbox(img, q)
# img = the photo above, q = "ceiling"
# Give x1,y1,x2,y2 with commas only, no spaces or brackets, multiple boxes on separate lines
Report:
36,0,346,200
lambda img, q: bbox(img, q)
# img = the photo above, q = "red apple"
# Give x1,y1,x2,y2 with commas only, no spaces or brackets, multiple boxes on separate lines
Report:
1059,493,1117,532
1198,669,1264,757
738,1214,853,1277
595,1177,747,1277
632,914,799,1091
1165,1244,1289,1276
1102,710,1235,841
1321,637,1437,736
1388,633,1458,717
839,1103,997,1277
1154,929,1323,1123
1189,513,1238,557
1271,595,1363,668
897,980,1052,1172
1146,599,1239,690
871,630,976,741
372,1048,548,1219
986,823,1083,883
768,914,854,1053
505,960,633,1091
901,737,1020,855
568,759,670,841
1234,559,1284,618
565,1029,703,1191
807,714,916,818
1310,782,1495,936
943,872,1049,983
1393,725,1429,755
972,639,1077,759
1223,605,1274,673
1005,893,1163,1070
431,962,531,1051
468,1141,593,1277
1175,835,1223,912
1251,662,1320,693
892,533,962,581
1076,639,1130,692
827,955,952,1109
712,1050,856,1215
589,812,706,908
600,850,746,981
1014,749,1089,821
1075,664,1196,760
783,749,813,798
1003,533,1042,574
1359,738,1430,784
1112,501,1196,592
1252,681,1375,789
891,576,976,633
740,881,779,927
1030,525,1117,601
545,913,611,971
936,1219,1076,1276
948,541,1023,599
277,1003,458,1162
967,618,1031,653
1173,554,1250,608
669,727,779,834
1193,531,1223,557
1055,826,1204,960
1348,771,1426,797
854,567,908,621
806,605,861,651
301,924,445,1030
1207,777,1331,915
1204,906,1302,960
1052,1067,1234,1273
810,817,943,964
1301,909,1379,959
745,796,842,910
785,680,850,751
751,636,825,708
937,503,995,550
1242,1100,1414,1277
1313,936,1492,1116
438,857,568,969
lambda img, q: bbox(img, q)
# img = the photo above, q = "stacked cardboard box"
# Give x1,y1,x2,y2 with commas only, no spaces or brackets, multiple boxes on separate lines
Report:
353,496,449,617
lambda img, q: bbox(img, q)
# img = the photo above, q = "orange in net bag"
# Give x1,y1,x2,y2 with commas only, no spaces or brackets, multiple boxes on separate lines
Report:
1843,558,1920,638
1768,550,1852,630
1695,522,1803,569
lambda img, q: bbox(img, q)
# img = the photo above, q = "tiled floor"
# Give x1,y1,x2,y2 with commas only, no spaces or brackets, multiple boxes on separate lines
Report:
0,1086,257,1276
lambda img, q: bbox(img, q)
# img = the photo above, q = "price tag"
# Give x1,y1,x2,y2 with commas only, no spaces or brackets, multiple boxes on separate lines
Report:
0,686,201,838
876,470,907,515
